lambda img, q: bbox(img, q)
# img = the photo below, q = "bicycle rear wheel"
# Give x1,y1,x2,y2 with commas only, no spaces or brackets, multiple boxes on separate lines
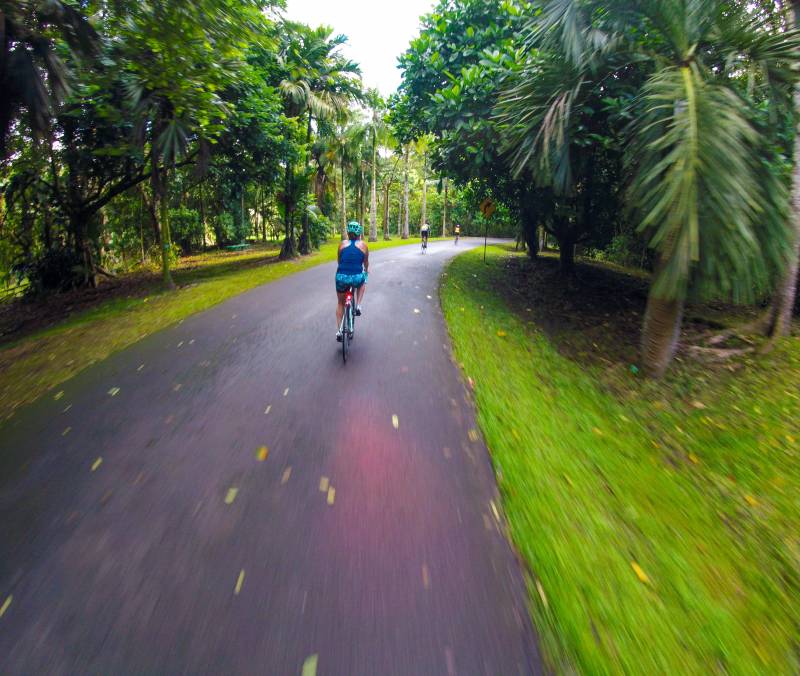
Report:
342,313,349,362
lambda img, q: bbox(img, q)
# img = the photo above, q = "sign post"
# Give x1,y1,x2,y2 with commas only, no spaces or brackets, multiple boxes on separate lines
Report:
479,198,496,263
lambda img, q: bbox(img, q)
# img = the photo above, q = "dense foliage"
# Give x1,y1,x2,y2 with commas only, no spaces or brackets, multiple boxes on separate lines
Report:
397,0,800,374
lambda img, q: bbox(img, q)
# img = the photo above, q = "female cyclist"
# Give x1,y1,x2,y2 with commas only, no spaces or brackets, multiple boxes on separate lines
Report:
335,221,369,341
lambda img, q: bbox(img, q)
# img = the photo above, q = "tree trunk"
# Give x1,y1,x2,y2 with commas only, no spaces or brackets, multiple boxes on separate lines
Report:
151,152,175,289
763,0,800,337
340,163,347,240
280,164,297,260
520,185,539,259
397,190,402,236
299,111,313,255
402,146,410,239
641,290,685,378
558,233,574,276
382,182,391,240
420,154,427,233
369,138,378,242
442,177,448,237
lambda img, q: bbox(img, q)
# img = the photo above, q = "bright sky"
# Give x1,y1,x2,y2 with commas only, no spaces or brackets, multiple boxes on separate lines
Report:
284,0,437,97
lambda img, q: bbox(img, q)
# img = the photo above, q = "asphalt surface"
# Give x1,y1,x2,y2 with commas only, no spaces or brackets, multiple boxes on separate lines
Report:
0,238,541,675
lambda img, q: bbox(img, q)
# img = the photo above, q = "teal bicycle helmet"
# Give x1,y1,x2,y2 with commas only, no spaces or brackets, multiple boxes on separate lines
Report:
347,221,362,236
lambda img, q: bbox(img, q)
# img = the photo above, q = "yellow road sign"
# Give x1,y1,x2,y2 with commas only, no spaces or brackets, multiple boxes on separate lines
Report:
479,198,496,218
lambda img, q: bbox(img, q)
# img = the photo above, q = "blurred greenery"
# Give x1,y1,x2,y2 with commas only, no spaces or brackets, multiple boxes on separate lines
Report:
442,246,800,674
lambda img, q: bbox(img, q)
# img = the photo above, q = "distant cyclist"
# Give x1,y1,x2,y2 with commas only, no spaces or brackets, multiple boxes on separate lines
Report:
421,221,430,249
454,223,461,244
335,221,368,342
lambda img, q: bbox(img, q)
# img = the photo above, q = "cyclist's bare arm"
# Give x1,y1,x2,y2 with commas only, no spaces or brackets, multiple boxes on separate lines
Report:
357,241,369,272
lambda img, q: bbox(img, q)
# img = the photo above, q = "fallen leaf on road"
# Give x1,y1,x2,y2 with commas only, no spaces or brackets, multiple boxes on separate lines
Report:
256,446,269,462
413,308,421,314
0,595,12,618
62,404,72,413
631,561,650,584
283,388,289,397
468,429,479,442
327,487,335,505
177,341,184,348
225,488,238,504
392,414,399,430
91,457,103,472
319,476,329,492
426,294,433,299
54,391,64,401
422,564,431,589
173,384,182,392
490,500,500,523
234,569,245,595
302,655,318,676
108,387,120,397
264,405,271,415
281,467,292,484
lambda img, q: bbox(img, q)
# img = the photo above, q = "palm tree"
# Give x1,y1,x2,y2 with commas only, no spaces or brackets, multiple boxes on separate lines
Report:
498,0,800,376
278,23,362,257
328,120,364,239
1,0,97,158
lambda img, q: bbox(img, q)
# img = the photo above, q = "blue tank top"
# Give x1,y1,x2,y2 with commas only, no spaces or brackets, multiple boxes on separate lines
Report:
337,239,365,275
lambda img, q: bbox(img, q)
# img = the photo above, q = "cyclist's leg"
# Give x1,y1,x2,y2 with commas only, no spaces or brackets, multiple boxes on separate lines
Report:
336,290,347,329
356,280,366,306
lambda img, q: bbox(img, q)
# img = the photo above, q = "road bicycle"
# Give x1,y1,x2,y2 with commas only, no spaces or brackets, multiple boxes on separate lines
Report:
340,285,356,363
454,232,459,245
421,235,428,253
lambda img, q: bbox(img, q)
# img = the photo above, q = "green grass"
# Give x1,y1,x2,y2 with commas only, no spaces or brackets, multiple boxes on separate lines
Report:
0,236,430,422
441,246,800,674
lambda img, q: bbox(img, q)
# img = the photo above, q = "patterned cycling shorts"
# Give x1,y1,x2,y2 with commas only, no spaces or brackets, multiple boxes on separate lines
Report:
335,272,367,293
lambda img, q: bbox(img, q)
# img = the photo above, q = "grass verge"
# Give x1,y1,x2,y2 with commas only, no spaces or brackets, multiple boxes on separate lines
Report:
441,246,799,674
0,236,430,423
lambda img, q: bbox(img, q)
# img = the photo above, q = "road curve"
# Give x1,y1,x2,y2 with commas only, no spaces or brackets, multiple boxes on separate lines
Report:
0,238,541,675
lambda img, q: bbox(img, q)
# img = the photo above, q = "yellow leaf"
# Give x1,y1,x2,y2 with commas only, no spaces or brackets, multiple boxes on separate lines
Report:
496,330,507,337
54,391,64,401
225,487,238,504
319,476,329,492
256,446,269,462
302,655,318,676
688,453,699,465
327,487,335,505
281,467,292,484
91,457,103,472
631,561,650,584
468,429,479,442
0,595,12,617
234,569,245,595
745,494,758,506
392,414,399,430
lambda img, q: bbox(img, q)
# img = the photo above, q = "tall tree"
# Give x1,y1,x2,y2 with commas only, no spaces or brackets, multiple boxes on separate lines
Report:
498,0,800,375
277,23,362,257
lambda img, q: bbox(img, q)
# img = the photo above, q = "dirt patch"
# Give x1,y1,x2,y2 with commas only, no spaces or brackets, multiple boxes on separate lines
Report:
499,254,762,369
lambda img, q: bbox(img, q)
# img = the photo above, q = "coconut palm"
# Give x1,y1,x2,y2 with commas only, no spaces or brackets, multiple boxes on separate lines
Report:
498,0,800,376
278,23,362,257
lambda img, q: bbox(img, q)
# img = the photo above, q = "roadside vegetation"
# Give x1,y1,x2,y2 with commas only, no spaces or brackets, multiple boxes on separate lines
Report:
442,246,800,674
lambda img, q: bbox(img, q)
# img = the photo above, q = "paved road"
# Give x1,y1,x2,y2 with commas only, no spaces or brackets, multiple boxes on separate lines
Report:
0,238,540,675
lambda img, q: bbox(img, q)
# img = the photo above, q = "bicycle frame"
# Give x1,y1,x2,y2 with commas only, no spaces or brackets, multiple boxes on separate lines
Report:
340,286,356,362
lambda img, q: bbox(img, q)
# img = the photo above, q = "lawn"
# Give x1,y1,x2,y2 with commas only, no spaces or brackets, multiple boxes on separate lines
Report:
441,246,799,674
0,236,432,423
